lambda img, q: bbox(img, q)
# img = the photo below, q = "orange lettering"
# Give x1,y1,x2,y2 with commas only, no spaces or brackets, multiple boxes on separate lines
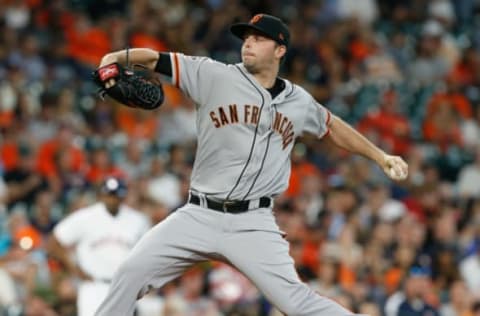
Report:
282,132,294,149
282,121,293,138
219,107,229,126
273,112,282,131
229,104,238,123
279,117,288,133
251,106,259,124
244,105,251,123
210,111,220,128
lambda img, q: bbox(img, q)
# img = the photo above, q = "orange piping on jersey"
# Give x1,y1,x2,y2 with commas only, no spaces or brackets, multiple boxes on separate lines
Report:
326,110,331,125
319,110,331,139
321,129,330,139
173,53,180,89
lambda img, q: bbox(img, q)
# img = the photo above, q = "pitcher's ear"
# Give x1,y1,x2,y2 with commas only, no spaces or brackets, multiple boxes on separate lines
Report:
275,45,287,60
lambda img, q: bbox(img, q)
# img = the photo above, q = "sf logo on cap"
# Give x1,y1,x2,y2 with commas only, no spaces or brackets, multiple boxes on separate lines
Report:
250,14,263,24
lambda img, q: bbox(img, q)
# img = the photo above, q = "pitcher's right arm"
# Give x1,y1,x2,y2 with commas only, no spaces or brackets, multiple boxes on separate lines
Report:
99,49,173,87
99,48,158,69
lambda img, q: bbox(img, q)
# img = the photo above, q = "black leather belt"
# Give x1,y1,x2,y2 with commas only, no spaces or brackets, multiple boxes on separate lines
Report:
188,192,271,213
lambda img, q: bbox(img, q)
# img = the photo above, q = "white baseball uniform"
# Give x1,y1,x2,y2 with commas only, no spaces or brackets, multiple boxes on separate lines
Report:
54,202,150,316
95,54,359,316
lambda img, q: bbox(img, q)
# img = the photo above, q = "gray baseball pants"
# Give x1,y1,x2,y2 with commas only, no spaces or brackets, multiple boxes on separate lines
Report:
95,202,357,316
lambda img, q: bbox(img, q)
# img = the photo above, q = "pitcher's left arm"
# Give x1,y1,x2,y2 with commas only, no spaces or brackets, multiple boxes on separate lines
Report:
325,114,408,181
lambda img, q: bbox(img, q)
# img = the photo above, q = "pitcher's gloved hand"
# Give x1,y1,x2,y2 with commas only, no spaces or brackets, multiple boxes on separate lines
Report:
93,62,164,110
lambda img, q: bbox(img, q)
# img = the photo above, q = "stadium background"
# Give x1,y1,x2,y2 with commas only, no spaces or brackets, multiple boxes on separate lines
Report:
1,0,480,315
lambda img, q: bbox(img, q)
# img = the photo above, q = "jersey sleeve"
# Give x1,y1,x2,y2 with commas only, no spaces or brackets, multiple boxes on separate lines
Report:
302,98,332,138
169,52,221,105
53,210,87,247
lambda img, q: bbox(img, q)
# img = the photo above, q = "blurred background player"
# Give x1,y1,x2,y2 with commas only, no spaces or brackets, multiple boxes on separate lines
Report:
47,177,151,316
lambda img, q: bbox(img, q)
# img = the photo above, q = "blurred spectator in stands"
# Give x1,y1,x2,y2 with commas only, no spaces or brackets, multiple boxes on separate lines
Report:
427,74,472,121
23,295,58,316
359,301,381,316
440,280,473,316
28,92,59,145
86,98,117,140
461,101,480,150
30,190,60,238
427,209,460,293
309,257,342,297
168,143,192,176
383,245,416,297
386,29,413,75
4,0,31,30
286,143,321,199
8,33,46,84
4,144,48,212
335,0,379,25
288,230,316,282
209,263,259,315
450,48,479,88
52,275,77,315
463,52,480,106
0,64,25,125
65,12,111,68
116,138,151,180
408,20,450,87
324,184,358,241
130,12,168,52
56,88,87,134
423,99,463,152
398,267,440,316
0,266,19,313
136,196,169,225
36,123,86,194
385,267,438,316
116,107,159,141
323,224,362,292
427,0,460,69
85,147,123,186
358,89,411,156
146,156,181,211
457,146,480,198
177,267,220,315
460,246,480,296
362,35,403,84
0,210,43,306
472,301,480,316
284,51,326,102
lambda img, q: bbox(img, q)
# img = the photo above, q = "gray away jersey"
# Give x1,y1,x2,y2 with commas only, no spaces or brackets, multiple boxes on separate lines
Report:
169,53,331,200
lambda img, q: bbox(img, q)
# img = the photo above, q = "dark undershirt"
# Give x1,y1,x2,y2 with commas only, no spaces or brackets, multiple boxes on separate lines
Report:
154,52,172,77
154,52,285,98
266,78,285,99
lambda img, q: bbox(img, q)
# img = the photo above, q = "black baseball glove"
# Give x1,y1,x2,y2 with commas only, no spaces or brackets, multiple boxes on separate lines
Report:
93,63,164,110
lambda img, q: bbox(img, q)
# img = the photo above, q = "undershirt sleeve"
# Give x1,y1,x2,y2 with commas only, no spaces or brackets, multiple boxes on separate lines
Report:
154,52,172,77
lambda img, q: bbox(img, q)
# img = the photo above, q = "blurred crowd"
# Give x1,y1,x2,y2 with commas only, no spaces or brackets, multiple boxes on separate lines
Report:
1,0,480,315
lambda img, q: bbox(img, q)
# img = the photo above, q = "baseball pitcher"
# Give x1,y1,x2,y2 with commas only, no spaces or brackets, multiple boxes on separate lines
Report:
93,14,408,316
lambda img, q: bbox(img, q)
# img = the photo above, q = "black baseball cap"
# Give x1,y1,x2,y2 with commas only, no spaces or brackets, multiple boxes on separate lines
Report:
101,177,128,198
230,14,290,48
